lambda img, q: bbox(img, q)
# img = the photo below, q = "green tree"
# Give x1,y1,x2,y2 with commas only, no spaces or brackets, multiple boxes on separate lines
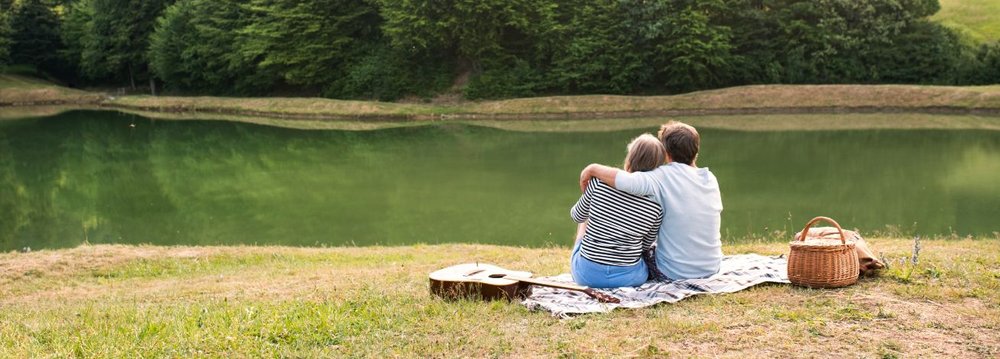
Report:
959,42,1000,85
719,0,954,85
84,0,174,88
873,20,962,84
58,0,95,82
35,0,991,97
375,0,556,68
148,0,275,94
8,0,63,73
238,0,379,89
823,0,949,82
655,0,735,91
615,0,735,92
0,5,12,66
716,0,789,84
772,0,849,83
326,41,453,100
544,1,651,94
977,43,1000,84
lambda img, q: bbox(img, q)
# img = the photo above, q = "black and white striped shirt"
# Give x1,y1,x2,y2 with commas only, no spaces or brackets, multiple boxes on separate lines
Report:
571,178,662,266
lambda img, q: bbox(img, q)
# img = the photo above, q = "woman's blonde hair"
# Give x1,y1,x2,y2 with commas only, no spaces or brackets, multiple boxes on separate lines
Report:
624,134,666,173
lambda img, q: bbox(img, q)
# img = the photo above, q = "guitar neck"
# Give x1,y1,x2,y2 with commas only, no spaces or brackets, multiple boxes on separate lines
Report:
506,276,589,292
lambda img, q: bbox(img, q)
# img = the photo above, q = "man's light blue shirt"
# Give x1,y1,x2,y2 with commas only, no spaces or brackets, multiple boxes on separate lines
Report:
615,162,723,279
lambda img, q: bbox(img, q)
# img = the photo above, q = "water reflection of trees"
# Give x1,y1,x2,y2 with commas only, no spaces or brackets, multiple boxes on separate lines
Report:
3,112,1000,251
0,112,181,250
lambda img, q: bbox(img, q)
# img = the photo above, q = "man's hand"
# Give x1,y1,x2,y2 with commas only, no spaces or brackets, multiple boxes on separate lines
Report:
579,163,622,192
579,164,595,192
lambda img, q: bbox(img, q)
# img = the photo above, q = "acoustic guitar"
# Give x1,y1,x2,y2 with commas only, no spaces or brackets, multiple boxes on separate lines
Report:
429,263,620,303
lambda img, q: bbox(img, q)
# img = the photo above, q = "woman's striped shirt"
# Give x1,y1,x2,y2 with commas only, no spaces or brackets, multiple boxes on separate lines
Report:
571,178,662,266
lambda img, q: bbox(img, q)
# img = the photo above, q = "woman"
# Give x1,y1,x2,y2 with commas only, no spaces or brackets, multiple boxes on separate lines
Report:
570,134,665,288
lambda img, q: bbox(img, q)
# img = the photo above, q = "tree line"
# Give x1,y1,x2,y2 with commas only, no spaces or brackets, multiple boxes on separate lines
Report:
1,0,999,100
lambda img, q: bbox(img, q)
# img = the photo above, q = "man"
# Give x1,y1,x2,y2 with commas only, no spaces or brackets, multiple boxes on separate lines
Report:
578,121,722,280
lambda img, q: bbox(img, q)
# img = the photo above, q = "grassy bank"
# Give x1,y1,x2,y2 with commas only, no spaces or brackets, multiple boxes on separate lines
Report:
107,85,1000,120
1,239,997,357
4,74,1000,121
91,109,1000,132
0,75,105,106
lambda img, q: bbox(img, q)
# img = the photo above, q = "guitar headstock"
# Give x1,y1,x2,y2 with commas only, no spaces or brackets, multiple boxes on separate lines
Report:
583,288,620,304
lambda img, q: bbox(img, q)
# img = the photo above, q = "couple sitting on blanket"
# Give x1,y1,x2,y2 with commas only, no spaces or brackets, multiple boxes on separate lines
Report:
571,121,723,288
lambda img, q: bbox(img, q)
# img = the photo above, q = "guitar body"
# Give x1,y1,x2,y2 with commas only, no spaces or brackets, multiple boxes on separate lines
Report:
429,263,534,301
429,263,620,303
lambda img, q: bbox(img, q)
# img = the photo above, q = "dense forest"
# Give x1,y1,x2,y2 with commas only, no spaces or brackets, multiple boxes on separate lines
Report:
1,0,998,100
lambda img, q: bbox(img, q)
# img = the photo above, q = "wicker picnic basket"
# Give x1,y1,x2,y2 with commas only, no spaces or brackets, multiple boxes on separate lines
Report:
787,216,859,288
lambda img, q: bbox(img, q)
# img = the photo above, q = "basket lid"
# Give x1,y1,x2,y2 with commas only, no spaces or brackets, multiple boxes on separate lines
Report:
791,216,854,249
789,238,857,248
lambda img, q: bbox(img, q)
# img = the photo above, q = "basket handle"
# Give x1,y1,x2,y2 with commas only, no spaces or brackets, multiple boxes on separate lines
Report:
797,216,848,245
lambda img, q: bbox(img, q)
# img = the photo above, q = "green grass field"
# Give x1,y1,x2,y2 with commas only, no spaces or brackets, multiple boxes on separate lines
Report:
935,0,1000,43
1,239,998,357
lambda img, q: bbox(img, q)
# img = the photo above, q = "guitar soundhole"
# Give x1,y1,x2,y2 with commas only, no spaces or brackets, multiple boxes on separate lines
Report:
488,274,508,279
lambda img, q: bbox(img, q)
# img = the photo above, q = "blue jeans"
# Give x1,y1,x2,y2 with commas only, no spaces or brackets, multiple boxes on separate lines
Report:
570,242,648,288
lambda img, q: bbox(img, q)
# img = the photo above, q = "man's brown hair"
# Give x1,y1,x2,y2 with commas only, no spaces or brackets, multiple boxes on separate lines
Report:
657,121,700,166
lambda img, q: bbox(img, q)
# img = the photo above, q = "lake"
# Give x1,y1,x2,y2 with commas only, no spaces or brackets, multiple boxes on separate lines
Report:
1,110,998,251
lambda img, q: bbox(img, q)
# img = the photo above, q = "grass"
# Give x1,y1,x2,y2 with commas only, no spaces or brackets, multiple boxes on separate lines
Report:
0,105,87,120
934,0,1000,43
1,238,998,357
0,75,104,106
84,110,1000,132
4,74,1000,121
464,113,1000,132
107,85,1000,120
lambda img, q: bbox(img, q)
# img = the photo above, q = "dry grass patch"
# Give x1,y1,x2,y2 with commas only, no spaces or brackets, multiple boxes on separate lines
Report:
110,95,452,118
0,105,89,120
112,108,426,131
0,75,104,106
468,113,1000,132
463,85,1000,114
101,85,1000,122
6,73,1000,121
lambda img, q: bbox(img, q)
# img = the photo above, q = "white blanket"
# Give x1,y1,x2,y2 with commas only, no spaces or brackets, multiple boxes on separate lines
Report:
522,254,789,317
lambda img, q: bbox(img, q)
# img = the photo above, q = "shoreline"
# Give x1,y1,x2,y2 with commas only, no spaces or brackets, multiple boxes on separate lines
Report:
4,76,1000,121
7,105,1000,133
101,102,1000,121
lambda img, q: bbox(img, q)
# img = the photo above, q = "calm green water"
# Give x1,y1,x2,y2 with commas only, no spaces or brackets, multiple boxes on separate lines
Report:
1,110,998,251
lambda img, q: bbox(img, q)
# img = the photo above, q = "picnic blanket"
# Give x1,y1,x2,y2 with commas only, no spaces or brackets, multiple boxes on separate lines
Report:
522,254,789,317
